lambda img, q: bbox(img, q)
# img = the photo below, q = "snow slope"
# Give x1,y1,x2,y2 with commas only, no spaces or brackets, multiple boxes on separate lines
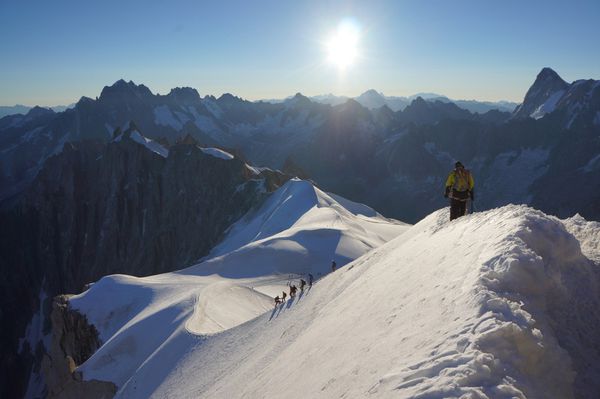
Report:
71,203,600,399
199,147,234,160
113,128,169,157
530,89,565,119
69,179,408,389
129,131,169,158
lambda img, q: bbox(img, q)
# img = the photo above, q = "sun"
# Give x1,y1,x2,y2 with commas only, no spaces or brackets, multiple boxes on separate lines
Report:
326,21,360,70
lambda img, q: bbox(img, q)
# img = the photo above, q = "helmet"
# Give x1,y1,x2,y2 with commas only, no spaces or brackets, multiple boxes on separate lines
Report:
455,161,464,169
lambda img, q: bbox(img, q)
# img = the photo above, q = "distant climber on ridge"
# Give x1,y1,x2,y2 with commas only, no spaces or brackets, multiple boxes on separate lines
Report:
331,260,337,272
444,161,474,221
299,279,306,291
308,273,314,287
289,284,298,298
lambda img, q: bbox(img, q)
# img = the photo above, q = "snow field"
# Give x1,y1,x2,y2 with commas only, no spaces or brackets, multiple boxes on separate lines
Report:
69,179,600,398
69,179,408,393
135,205,599,399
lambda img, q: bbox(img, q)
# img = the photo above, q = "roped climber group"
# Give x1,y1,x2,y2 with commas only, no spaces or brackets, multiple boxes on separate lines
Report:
274,260,340,306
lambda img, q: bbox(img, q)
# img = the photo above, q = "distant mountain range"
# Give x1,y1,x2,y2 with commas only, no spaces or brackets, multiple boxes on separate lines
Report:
1,68,598,222
0,81,511,205
262,89,519,113
0,91,515,119
0,103,75,118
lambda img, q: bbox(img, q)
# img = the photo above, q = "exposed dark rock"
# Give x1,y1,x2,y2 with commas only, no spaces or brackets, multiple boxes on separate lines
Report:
165,87,201,104
42,295,116,399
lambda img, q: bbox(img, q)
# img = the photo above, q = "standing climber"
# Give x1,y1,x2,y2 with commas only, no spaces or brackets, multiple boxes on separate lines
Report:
299,279,306,291
281,291,287,302
331,260,337,272
308,273,314,287
274,295,281,306
444,161,474,221
289,285,298,298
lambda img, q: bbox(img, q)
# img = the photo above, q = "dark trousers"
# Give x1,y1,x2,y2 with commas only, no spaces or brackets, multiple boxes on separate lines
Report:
450,198,467,220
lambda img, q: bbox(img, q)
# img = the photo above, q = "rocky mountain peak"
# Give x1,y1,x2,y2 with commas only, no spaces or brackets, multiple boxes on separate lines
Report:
99,79,153,102
355,89,387,109
536,67,567,85
167,87,201,103
359,89,384,98
285,93,312,108
292,92,308,100
513,67,569,119
25,106,55,119
176,133,199,146
217,93,243,105
407,96,429,109
123,120,139,133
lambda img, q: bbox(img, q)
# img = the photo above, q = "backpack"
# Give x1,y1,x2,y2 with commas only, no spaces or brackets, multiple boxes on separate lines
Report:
452,169,471,192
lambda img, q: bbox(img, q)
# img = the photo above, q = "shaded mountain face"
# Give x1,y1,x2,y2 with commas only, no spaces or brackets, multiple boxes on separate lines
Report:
0,127,289,399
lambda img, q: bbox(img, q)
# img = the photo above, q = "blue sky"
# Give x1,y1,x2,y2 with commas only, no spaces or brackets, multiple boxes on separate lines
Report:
1,0,599,105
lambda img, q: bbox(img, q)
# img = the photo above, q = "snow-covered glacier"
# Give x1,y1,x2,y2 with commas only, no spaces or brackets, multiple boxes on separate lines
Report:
64,182,600,398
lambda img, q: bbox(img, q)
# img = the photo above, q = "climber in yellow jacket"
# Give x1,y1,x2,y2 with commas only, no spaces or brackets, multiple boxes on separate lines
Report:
444,161,474,221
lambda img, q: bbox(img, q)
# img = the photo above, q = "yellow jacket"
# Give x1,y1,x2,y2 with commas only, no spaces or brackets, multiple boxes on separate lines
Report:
445,169,474,192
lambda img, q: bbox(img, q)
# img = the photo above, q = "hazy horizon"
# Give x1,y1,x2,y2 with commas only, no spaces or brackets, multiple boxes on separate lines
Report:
2,0,599,106
1,81,526,109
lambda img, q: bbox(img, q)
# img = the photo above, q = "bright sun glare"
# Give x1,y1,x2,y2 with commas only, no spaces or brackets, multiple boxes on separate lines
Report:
326,21,360,70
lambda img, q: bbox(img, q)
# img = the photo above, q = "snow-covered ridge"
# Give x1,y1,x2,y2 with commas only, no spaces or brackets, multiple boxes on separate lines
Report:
148,205,597,399
114,129,169,158
129,131,169,157
72,203,600,398
113,126,237,161
199,146,234,160
69,179,408,390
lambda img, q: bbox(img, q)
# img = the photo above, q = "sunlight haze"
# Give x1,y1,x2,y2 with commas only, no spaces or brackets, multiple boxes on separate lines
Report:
1,0,599,105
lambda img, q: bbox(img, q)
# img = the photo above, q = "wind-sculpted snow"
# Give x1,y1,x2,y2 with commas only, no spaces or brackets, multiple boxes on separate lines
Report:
562,214,600,264
199,146,234,160
68,179,408,390
87,204,600,399
203,179,401,261
185,282,273,335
